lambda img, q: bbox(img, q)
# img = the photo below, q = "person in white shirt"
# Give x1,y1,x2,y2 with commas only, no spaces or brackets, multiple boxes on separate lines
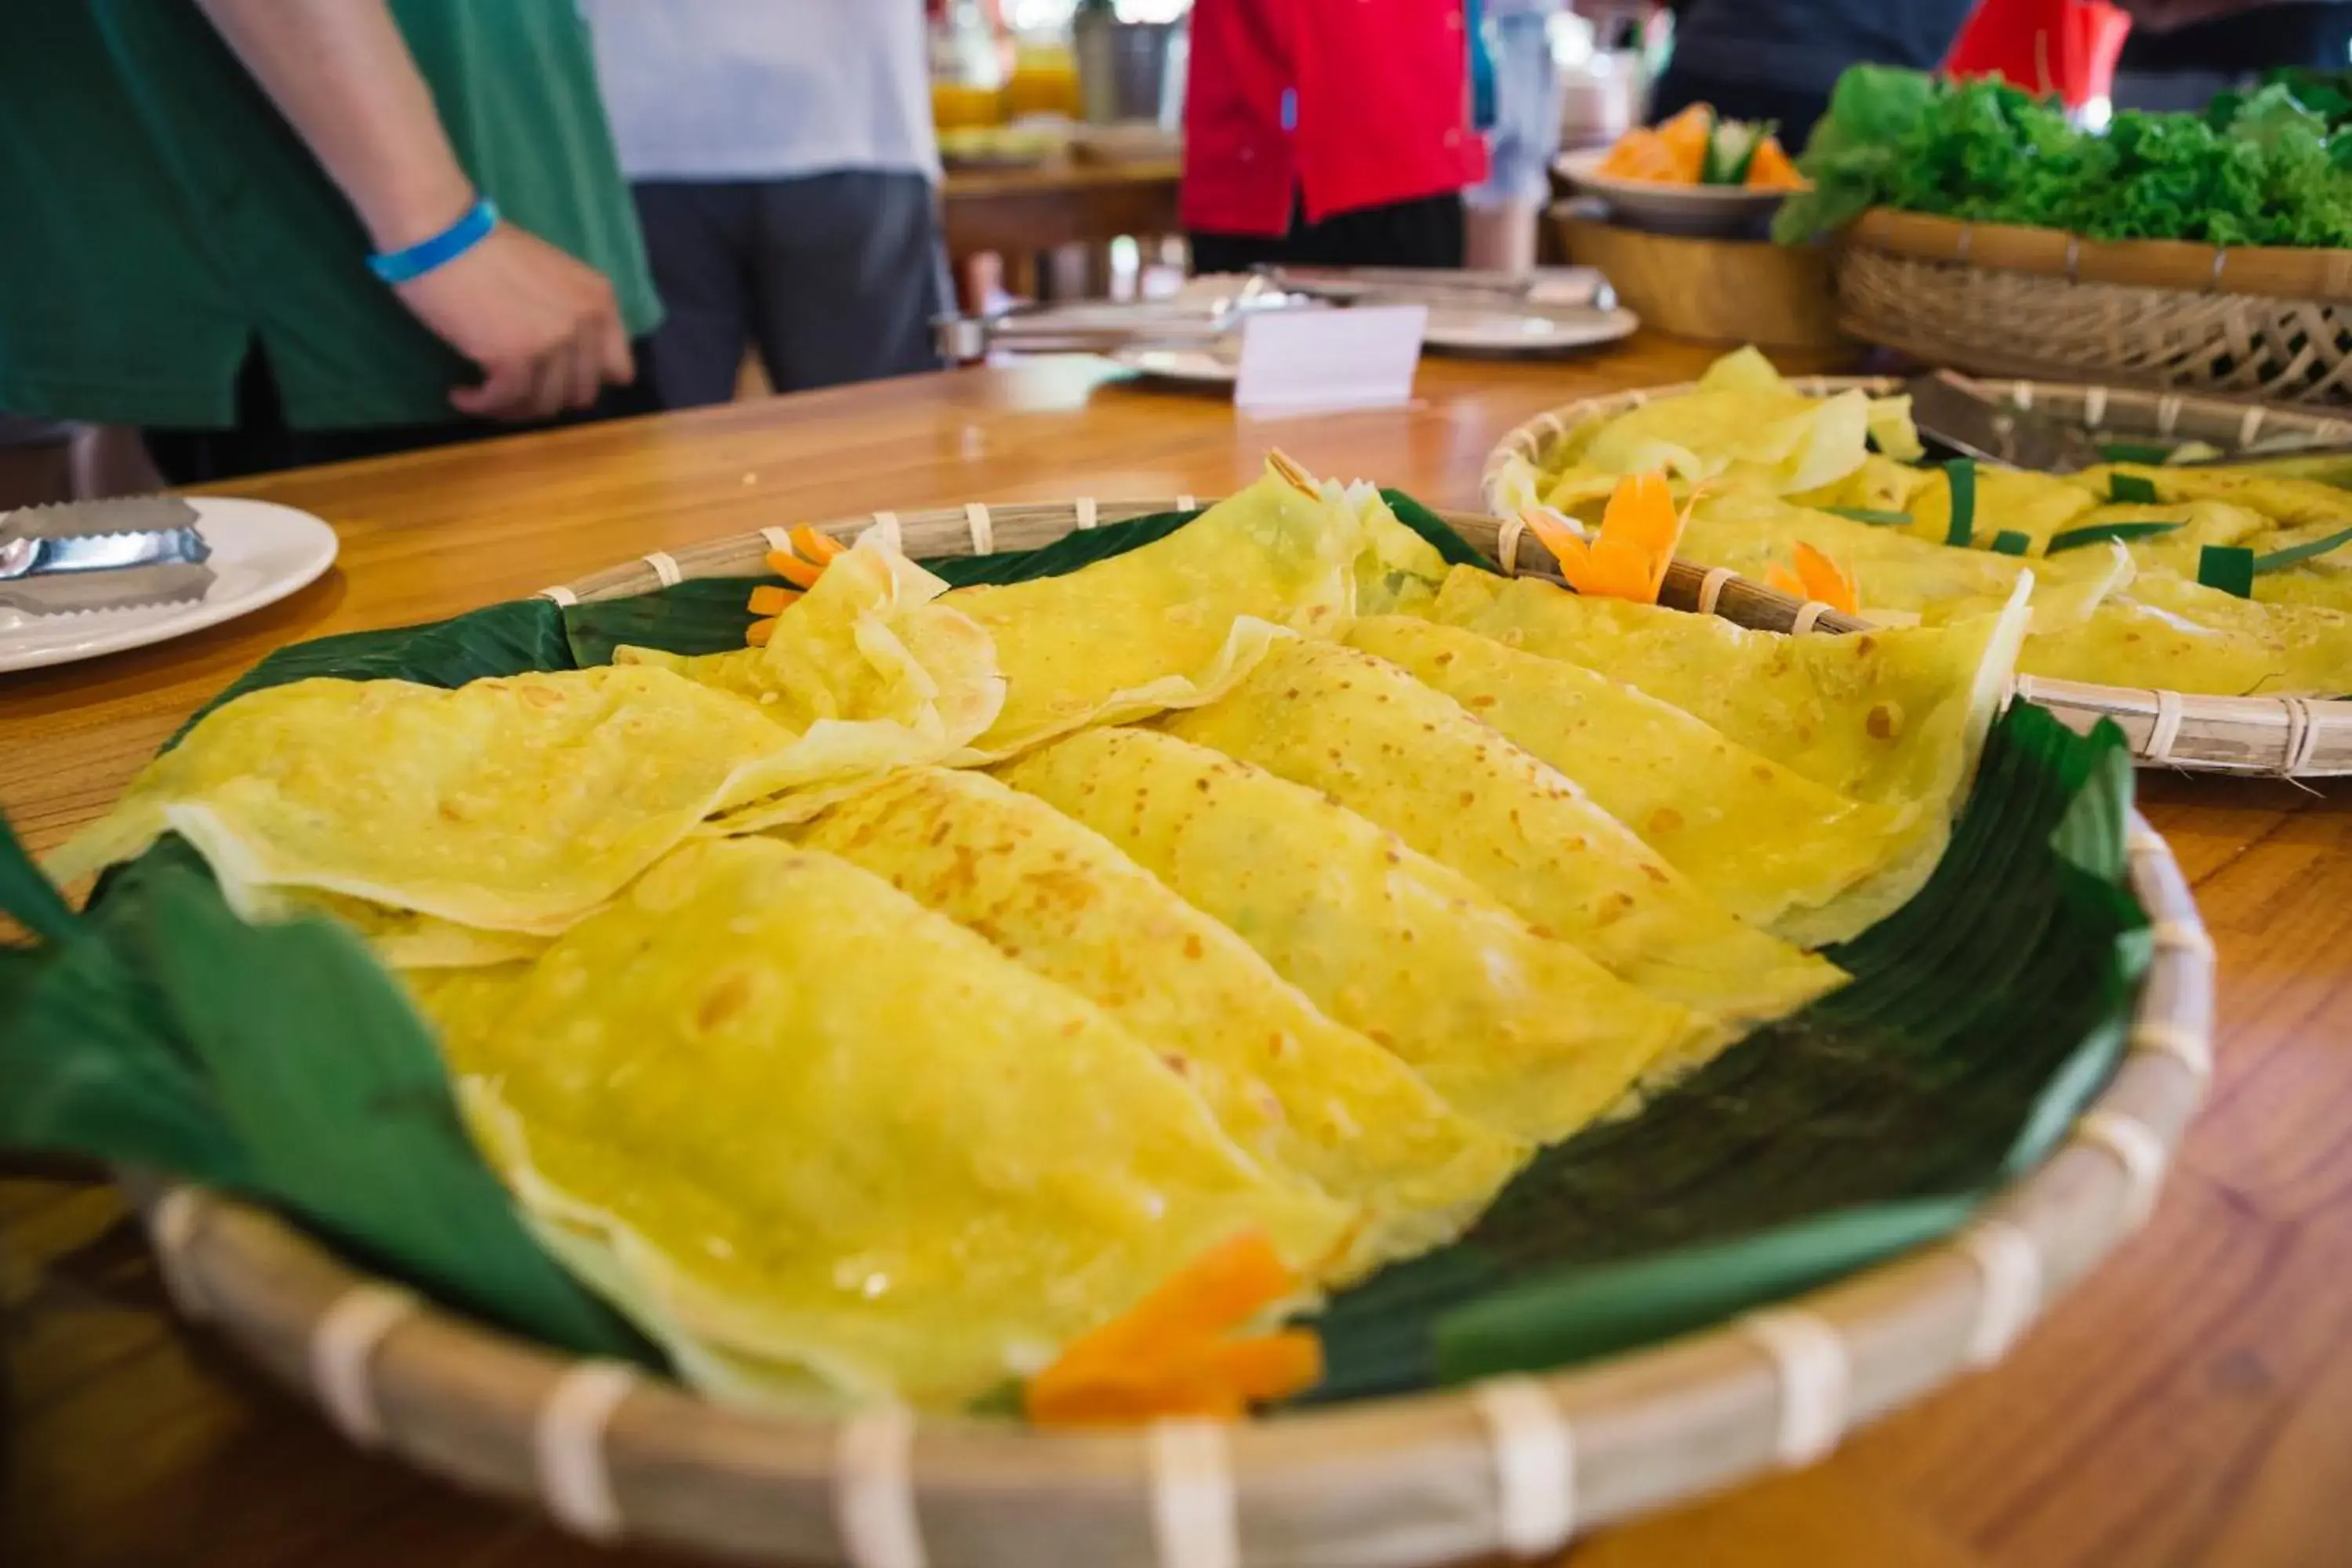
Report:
582,0,945,406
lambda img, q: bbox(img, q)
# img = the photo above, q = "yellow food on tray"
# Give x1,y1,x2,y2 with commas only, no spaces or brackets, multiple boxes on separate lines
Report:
1157,637,1843,1030
796,765,1526,1275
65,447,2047,1420
1343,615,1926,946
1516,346,2352,696
995,725,1718,1140
419,837,1355,1410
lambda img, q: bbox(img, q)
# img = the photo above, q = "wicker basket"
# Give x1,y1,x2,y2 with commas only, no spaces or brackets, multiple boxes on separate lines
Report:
1485,380,2352,778
1837,209,2352,406
132,502,2213,1567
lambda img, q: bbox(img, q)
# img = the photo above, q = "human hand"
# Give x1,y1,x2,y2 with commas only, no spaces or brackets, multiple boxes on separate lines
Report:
393,223,634,421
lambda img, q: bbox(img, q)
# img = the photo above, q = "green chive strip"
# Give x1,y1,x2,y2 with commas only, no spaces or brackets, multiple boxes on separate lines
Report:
2198,544,2255,598
2045,521,2185,554
1944,459,1977,548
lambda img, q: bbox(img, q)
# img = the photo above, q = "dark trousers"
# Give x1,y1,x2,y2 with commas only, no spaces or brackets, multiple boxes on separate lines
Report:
630,170,946,409
144,345,659,487
1189,191,1466,275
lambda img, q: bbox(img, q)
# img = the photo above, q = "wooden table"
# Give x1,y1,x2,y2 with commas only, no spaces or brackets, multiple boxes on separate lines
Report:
5,343,2350,1568
941,157,1180,259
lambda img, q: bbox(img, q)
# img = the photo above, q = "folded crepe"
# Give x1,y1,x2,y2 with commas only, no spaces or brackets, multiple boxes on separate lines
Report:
936,459,1365,760
1427,568,2029,822
49,533,1003,928
416,837,1355,1410
798,767,1526,1272
1344,615,1927,946
996,726,1715,1140
1158,637,1843,1023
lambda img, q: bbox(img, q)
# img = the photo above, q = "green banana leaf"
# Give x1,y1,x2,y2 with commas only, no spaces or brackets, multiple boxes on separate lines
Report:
0,488,2143,1407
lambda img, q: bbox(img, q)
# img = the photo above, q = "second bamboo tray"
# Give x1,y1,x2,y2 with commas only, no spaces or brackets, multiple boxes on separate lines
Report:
1483,377,2352,777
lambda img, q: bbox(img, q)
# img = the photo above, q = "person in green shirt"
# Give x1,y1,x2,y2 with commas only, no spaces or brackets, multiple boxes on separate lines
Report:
0,0,664,483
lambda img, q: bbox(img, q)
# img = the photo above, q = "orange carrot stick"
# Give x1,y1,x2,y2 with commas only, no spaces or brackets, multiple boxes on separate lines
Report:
746,584,802,616
1025,1332,1322,1426
765,549,824,588
1050,1232,1296,1375
789,524,846,564
746,616,777,648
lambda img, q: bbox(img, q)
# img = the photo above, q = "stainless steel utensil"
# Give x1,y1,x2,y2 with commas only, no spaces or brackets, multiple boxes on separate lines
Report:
0,497,214,615
1259,265,1619,315
1903,372,2108,473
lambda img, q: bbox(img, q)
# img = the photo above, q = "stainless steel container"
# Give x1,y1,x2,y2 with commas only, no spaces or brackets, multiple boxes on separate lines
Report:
1073,12,1187,129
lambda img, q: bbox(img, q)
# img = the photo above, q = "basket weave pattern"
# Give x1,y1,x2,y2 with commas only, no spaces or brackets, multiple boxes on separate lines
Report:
126,503,2214,1568
1839,248,2352,406
1483,382,2352,777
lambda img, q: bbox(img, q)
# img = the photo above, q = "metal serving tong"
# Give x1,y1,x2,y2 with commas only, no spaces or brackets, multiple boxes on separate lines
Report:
0,497,213,615
935,276,1318,364
1256,264,1620,315
1903,371,2108,473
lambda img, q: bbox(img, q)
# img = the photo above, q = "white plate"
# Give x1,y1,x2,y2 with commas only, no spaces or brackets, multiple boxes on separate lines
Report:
1421,305,1640,354
0,498,339,674
1555,148,1790,237
1112,347,1240,385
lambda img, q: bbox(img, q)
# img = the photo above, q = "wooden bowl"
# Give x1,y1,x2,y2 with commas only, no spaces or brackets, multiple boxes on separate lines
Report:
1553,209,1856,354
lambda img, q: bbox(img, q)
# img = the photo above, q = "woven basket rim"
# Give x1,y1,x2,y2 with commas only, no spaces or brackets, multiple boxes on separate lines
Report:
1482,381,2352,778
1845,208,2352,303
135,502,2214,1567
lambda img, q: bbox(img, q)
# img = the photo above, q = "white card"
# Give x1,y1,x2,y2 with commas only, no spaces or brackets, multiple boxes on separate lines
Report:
1234,305,1427,415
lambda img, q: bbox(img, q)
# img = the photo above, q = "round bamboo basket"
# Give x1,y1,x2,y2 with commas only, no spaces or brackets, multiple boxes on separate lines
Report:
132,501,2214,1567
1485,379,2352,777
1837,209,2352,405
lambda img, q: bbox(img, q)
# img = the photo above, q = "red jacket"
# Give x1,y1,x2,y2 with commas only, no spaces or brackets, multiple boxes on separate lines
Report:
1181,0,1487,236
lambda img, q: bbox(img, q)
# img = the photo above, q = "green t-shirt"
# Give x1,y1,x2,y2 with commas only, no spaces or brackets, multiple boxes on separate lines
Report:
0,1,662,430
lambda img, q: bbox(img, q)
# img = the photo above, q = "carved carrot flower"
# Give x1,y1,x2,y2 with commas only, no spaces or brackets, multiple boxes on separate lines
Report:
1527,471,1692,605
745,524,848,647
1766,542,1860,615
1024,1231,1323,1425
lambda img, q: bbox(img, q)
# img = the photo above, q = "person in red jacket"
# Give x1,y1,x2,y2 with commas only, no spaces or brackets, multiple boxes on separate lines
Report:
1182,0,1487,273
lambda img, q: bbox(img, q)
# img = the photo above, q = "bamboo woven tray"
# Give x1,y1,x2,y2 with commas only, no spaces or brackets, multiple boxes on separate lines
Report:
129,502,2212,1567
1838,209,2352,405
1485,379,2352,778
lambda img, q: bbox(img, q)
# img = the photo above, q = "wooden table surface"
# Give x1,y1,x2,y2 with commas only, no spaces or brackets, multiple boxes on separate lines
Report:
5,343,2350,1568
940,157,1181,259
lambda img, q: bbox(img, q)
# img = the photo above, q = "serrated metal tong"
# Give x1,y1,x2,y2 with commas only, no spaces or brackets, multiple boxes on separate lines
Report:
0,497,213,615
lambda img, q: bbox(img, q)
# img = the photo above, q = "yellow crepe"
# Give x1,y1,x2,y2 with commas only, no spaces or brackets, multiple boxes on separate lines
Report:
2019,574,2352,695
2075,463,2352,530
1673,492,2128,634
1350,485,1454,616
1905,466,2098,553
615,536,1005,833
1343,616,1928,946
1556,347,1920,500
1427,568,2029,815
996,726,1719,1139
936,463,1363,760
44,665,808,933
417,837,1353,1410
1159,638,1842,1025
241,887,554,970
797,767,1525,1269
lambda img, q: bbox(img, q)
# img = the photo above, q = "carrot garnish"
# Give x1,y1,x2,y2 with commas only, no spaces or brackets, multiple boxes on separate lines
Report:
1766,542,1860,615
746,616,777,648
765,549,825,589
746,584,801,617
1023,1231,1320,1427
1530,471,1693,605
790,524,847,564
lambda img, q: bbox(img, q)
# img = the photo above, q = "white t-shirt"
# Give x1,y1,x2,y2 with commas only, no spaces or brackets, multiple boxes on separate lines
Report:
582,1,940,183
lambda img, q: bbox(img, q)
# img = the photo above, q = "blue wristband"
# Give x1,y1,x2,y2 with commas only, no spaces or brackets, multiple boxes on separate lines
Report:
367,197,499,285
